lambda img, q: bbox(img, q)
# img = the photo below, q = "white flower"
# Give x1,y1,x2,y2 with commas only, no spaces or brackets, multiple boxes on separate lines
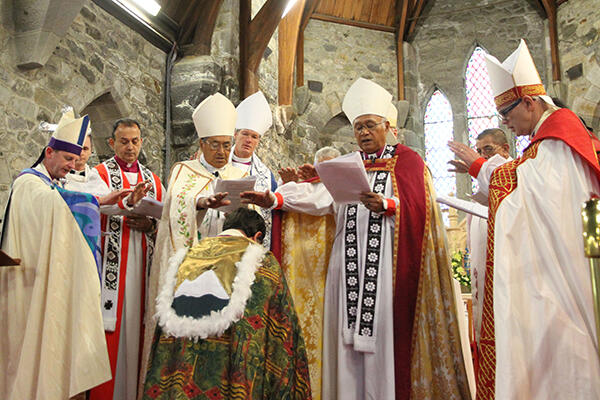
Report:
365,282,376,291
350,306,357,316
348,291,358,301
370,224,380,233
362,312,373,322
348,207,356,216
367,252,378,263
375,184,384,192
366,267,377,277
364,296,374,307
347,276,357,286
347,233,356,242
378,172,387,180
347,262,357,271
347,248,356,257
369,237,379,247
361,327,372,336
347,220,355,229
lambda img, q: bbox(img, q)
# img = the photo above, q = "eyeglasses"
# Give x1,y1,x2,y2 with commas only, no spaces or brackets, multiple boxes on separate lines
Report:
353,121,385,133
203,140,232,151
476,144,500,156
498,98,522,121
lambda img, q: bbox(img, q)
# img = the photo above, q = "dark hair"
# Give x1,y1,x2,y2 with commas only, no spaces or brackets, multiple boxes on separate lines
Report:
222,207,266,243
112,118,142,139
477,128,508,145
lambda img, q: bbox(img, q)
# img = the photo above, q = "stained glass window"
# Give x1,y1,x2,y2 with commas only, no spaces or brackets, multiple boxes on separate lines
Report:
424,89,455,224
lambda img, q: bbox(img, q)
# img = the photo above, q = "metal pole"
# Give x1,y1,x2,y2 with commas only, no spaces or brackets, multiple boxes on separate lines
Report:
581,198,600,355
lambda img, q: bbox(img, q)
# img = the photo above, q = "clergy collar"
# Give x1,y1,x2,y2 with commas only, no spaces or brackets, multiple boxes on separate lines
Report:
200,154,227,176
114,155,139,173
361,146,386,160
232,154,252,165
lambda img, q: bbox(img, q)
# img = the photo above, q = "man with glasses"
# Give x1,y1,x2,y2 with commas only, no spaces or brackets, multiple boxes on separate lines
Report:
241,78,470,399
474,40,600,399
447,128,512,353
139,92,246,391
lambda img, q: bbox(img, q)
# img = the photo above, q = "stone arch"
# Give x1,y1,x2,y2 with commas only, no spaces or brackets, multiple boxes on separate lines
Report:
320,111,356,153
80,88,135,164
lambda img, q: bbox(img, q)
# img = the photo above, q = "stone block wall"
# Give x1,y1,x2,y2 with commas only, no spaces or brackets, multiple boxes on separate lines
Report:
0,0,165,212
556,0,600,132
410,0,547,199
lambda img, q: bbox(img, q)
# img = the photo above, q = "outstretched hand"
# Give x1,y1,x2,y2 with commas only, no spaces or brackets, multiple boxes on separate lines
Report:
97,188,132,206
240,190,274,209
447,159,469,173
197,192,230,209
447,141,480,169
279,167,299,184
298,163,318,180
128,180,152,206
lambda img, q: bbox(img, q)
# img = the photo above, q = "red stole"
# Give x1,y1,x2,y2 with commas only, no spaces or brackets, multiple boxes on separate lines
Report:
477,108,600,400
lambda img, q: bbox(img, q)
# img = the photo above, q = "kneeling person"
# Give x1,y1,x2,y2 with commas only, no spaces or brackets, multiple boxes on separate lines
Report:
143,208,311,400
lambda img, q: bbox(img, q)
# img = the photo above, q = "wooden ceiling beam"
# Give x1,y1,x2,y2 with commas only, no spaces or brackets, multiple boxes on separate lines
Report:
240,0,288,98
406,0,426,39
311,13,395,32
396,0,410,100
279,0,307,105
539,0,561,81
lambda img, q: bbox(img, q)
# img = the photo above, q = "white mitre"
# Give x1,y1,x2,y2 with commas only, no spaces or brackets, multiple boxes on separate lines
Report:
48,108,90,155
484,39,554,110
385,102,399,145
192,93,237,138
235,91,272,135
342,78,393,123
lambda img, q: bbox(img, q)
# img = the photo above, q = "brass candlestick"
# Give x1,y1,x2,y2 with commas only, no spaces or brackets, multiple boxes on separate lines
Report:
582,198,600,354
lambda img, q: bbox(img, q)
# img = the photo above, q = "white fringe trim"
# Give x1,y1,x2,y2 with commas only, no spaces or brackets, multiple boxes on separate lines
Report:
156,242,268,340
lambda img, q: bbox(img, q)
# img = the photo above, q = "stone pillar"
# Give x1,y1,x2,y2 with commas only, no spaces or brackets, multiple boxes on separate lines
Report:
12,0,85,69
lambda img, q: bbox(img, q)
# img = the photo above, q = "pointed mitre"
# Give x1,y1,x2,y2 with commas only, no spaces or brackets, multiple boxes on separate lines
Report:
385,102,399,144
192,93,237,139
485,39,554,110
342,78,393,123
235,91,272,135
47,108,90,155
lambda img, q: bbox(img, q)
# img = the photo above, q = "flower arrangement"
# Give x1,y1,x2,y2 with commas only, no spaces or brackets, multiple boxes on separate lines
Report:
451,248,471,290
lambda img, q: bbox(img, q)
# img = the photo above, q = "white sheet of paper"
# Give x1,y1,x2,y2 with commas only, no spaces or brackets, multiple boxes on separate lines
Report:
436,195,488,219
214,176,257,213
315,152,371,204
116,197,163,219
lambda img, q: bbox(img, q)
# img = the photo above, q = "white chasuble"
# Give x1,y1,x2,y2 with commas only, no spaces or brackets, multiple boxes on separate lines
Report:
492,140,600,399
0,170,110,399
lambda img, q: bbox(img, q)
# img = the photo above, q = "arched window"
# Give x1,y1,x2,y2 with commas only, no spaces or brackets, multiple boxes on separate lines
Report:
424,89,455,223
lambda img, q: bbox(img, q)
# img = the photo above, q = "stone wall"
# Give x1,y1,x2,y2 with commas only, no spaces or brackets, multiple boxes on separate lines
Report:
410,0,547,199
556,0,600,132
0,0,166,211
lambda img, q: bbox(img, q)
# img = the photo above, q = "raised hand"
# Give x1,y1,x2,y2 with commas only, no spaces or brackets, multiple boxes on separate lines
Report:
98,188,133,206
279,167,299,184
128,180,152,206
298,163,318,180
447,141,480,168
240,190,274,208
197,192,230,209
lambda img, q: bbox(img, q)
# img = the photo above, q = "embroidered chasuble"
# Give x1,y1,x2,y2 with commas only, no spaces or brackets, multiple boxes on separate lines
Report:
138,159,246,395
0,165,110,399
272,144,470,400
142,233,312,399
279,199,336,400
90,157,163,400
477,108,600,400
230,152,278,249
